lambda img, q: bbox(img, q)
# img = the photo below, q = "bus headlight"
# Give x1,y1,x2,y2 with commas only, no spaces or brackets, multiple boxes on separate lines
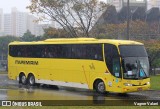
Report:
124,83,132,86
147,82,150,85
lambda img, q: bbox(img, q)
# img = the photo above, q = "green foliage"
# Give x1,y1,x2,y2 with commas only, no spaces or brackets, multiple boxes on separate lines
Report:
42,27,69,39
93,20,160,40
21,30,37,41
140,40,160,71
92,22,126,39
0,36,20,59
150,75,160,90
151,58,160,68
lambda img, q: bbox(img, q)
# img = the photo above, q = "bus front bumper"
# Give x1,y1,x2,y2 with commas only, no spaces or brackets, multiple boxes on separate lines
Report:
122,85,150,93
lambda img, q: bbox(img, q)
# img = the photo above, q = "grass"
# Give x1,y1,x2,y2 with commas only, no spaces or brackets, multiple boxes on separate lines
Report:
0,71,7,74
150,75,160,90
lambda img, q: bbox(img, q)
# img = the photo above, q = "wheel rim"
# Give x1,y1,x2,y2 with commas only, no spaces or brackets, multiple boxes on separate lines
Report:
21,75,26,84
97,82,105,93
29,76,35,85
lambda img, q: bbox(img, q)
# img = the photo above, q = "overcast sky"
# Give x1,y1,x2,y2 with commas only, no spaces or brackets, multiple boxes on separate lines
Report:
0,0,149,13
0,0,31,13
0,0,107,13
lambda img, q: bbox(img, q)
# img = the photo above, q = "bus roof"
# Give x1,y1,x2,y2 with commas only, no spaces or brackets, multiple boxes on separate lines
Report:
9,38,143,46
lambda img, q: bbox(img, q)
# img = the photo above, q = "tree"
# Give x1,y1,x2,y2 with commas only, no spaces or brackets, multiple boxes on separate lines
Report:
42,27,69,39
0,36,20,60
129,20,149,40
27,0,107,37
91,22,126,39
21,30,36,41
92,20,157,40
140,40,160,74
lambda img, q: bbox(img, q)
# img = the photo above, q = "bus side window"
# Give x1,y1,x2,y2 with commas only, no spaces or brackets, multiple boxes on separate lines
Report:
71,44,84,59
87,44,103,61
18,51,21,56
50,46,57,58
105,44,121,78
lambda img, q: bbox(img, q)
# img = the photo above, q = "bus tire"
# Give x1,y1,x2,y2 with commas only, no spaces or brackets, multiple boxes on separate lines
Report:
19,73,27,85
27,74,35,86
95,80,105,94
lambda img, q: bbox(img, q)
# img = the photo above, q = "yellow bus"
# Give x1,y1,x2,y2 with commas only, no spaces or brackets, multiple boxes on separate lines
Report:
8,38,150,94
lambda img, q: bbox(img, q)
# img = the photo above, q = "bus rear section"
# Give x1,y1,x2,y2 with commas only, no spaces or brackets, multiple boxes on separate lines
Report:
8,42,106,92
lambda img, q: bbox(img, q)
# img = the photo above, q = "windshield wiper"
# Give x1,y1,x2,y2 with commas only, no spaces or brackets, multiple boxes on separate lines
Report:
137,60,147,78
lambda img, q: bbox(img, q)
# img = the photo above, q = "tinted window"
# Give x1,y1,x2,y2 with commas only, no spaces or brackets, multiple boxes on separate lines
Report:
105,44,121,78
9,44,103,61
119,45,148,57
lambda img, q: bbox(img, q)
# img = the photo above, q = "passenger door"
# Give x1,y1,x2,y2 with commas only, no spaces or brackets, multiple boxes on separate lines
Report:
104,44,122,92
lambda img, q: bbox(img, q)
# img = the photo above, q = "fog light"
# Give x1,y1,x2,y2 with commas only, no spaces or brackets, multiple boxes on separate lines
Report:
123,88,129,91
147,82,150,85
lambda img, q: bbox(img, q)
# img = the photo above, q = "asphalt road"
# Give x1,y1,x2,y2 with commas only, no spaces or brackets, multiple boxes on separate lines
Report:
0,74,160,104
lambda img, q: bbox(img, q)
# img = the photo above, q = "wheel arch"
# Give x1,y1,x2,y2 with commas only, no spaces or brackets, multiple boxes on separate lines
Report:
27,73,35,78
19,72,26,79
93,78,106,90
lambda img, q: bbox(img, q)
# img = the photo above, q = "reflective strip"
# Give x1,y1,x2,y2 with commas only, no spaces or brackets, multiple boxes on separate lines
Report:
35,79,89,89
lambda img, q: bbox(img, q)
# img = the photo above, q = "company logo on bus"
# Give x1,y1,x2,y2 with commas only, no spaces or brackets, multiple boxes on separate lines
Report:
15,60,38,65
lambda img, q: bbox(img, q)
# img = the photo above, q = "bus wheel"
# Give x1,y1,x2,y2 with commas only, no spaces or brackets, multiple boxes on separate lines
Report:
28,74,35,86
95,80,105,94
20,74,27,85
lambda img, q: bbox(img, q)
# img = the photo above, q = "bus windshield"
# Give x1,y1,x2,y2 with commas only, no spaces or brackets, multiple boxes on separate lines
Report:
119,45,149,80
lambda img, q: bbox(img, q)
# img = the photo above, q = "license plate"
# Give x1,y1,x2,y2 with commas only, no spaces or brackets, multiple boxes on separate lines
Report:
137,88,142,91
